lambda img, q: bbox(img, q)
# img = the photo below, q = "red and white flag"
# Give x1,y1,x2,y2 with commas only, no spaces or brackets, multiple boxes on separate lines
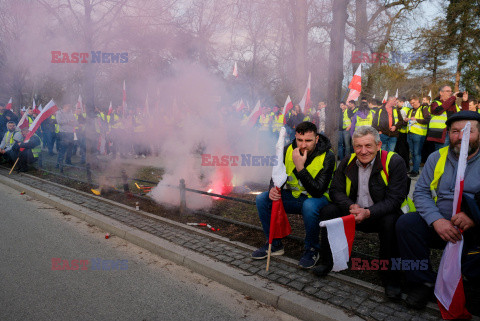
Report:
346,65,362,102
17,108,29,130
243,100,262,127
5,97,13,111
319,214,356,272
107,101,113,116
282,95,293,124
382,90,389,104
24,100,58,142
76,95,83,113
299,72,311,113
32,98,36,110
38,104,43,112
395,88,399,98
232,62,238,78
434,121,471,320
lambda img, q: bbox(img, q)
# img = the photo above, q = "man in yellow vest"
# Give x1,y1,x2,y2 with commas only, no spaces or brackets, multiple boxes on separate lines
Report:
396,111,480,312
314,126,408,301
405,96,431,177
15,126,42,172
373,96,404,152
270,105,284,135
251,121,336,269
0,121,21,164
427,85,466,150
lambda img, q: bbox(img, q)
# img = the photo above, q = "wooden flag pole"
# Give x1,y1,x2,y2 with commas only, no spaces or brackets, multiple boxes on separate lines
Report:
266,244,272,271
9,157,19,175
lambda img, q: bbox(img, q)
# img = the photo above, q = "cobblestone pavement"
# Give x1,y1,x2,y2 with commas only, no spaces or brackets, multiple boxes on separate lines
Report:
2,169,444,321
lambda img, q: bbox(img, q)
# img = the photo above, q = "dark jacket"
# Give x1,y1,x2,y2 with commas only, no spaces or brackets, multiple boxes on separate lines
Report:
19,133,41,152
270,133,336,198
372,106,405,137
329,151,408,219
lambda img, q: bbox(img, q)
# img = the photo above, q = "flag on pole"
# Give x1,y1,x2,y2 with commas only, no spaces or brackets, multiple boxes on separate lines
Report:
32,98,36,110
299,72,311,113
434,121,472,320
346,65,362,102
266,127,291,271
107,101,113,116
282,95,293,124
24,100,58,142
232,62,238,77
242,100,262,127
428,90,432,103
233,99,246,113
144,93,150,115
38,104,43,112
319,215,356,272
395,89,399,98
6,97,13,111
17,108,29,130
382,90,389,104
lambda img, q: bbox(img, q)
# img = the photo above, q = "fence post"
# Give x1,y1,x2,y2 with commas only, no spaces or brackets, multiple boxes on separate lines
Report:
121,169,129,193
179,178,186,214
86,163,92,186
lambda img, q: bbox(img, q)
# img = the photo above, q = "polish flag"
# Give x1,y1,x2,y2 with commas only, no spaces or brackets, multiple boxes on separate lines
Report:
233,62,238,77
382,90,389,104
435,122,471,320
299,72,311,113
234,99,246,113
243,100,262,127
5,97,13,111
32,98,36,110
319,214,356,272
17,108,29,130
395,88,399,98
107,101,113,116
24,100,58,142
76,95,83,113
428,90,432,103
38,104,43,112
346,65,362,102
282,95,293,124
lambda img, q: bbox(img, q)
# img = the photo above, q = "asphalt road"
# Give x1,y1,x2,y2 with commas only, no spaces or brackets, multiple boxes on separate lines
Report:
0,182,298,321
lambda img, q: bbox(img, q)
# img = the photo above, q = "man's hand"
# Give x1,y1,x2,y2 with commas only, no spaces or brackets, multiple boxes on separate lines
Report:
292,147,307,171
390,126,396,132
451,212,475,231
350,206,370,223
269,187,281,201
346,125,351,131
462,91,469,102
432,218,462,243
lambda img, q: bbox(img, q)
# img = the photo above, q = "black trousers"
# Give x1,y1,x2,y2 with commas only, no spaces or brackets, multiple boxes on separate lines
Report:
319,203,401,283
395,132,410,171
396,212,480,285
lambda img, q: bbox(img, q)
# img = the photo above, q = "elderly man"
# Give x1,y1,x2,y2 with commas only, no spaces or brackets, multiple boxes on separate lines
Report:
0,121,22,164
14,126,42,172
314,126,408,300
396,111,480,313
251,121,336,269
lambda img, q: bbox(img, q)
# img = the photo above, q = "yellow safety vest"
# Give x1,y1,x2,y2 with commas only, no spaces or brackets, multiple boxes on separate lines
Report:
258,114,270,131
376,108,399,128
345,151,415,213
31,134,42,158
271,114,284,132
343,109,351,129
51,115,59,134
397,107,410,134
355,110,374,127
429,146,449,203
407,107,428,136
285,145,327,199
3,131,15,146
429,101,460,136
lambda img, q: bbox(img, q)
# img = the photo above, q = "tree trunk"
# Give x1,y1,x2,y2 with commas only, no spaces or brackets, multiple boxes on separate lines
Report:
290,0,308,99
326,0,349,155
353,0,367,72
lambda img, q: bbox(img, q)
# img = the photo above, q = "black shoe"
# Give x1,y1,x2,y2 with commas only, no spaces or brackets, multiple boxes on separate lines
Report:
385,283,402,301
312,263,333,277
405,283,433,309
408,171,419,178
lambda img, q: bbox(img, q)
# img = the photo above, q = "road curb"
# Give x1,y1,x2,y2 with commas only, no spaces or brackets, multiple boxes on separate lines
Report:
0,174,362,321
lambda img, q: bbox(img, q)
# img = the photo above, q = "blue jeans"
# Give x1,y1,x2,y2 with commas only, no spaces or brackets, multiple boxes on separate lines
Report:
256,190,328,250
43,131,56,154
407,133,426,173
343,130,352,158
380,134,397,152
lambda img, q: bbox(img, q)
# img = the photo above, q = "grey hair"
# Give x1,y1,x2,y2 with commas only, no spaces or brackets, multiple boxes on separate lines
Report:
439,85,451,93
352,126,381,144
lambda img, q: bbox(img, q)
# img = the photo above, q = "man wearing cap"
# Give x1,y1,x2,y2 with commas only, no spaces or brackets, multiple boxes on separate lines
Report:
0,121,22,164
396,111,480,312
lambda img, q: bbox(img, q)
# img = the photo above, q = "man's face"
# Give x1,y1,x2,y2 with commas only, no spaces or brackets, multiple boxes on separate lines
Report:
21,129,29,137
410,99,420,109
397,100,404,107
27,109,33,115
273,106,279,113
449,120,480,157
318,102,326,110
468,101,477,111
295,131,318,156
440,86,453,100
422,97,429,104
7,123,15,131
348,102,355,110
353,134,382,165
340,103,346,111
294,105,301,113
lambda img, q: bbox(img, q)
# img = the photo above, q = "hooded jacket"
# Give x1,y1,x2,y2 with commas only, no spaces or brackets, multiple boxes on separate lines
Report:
270,133,336,198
